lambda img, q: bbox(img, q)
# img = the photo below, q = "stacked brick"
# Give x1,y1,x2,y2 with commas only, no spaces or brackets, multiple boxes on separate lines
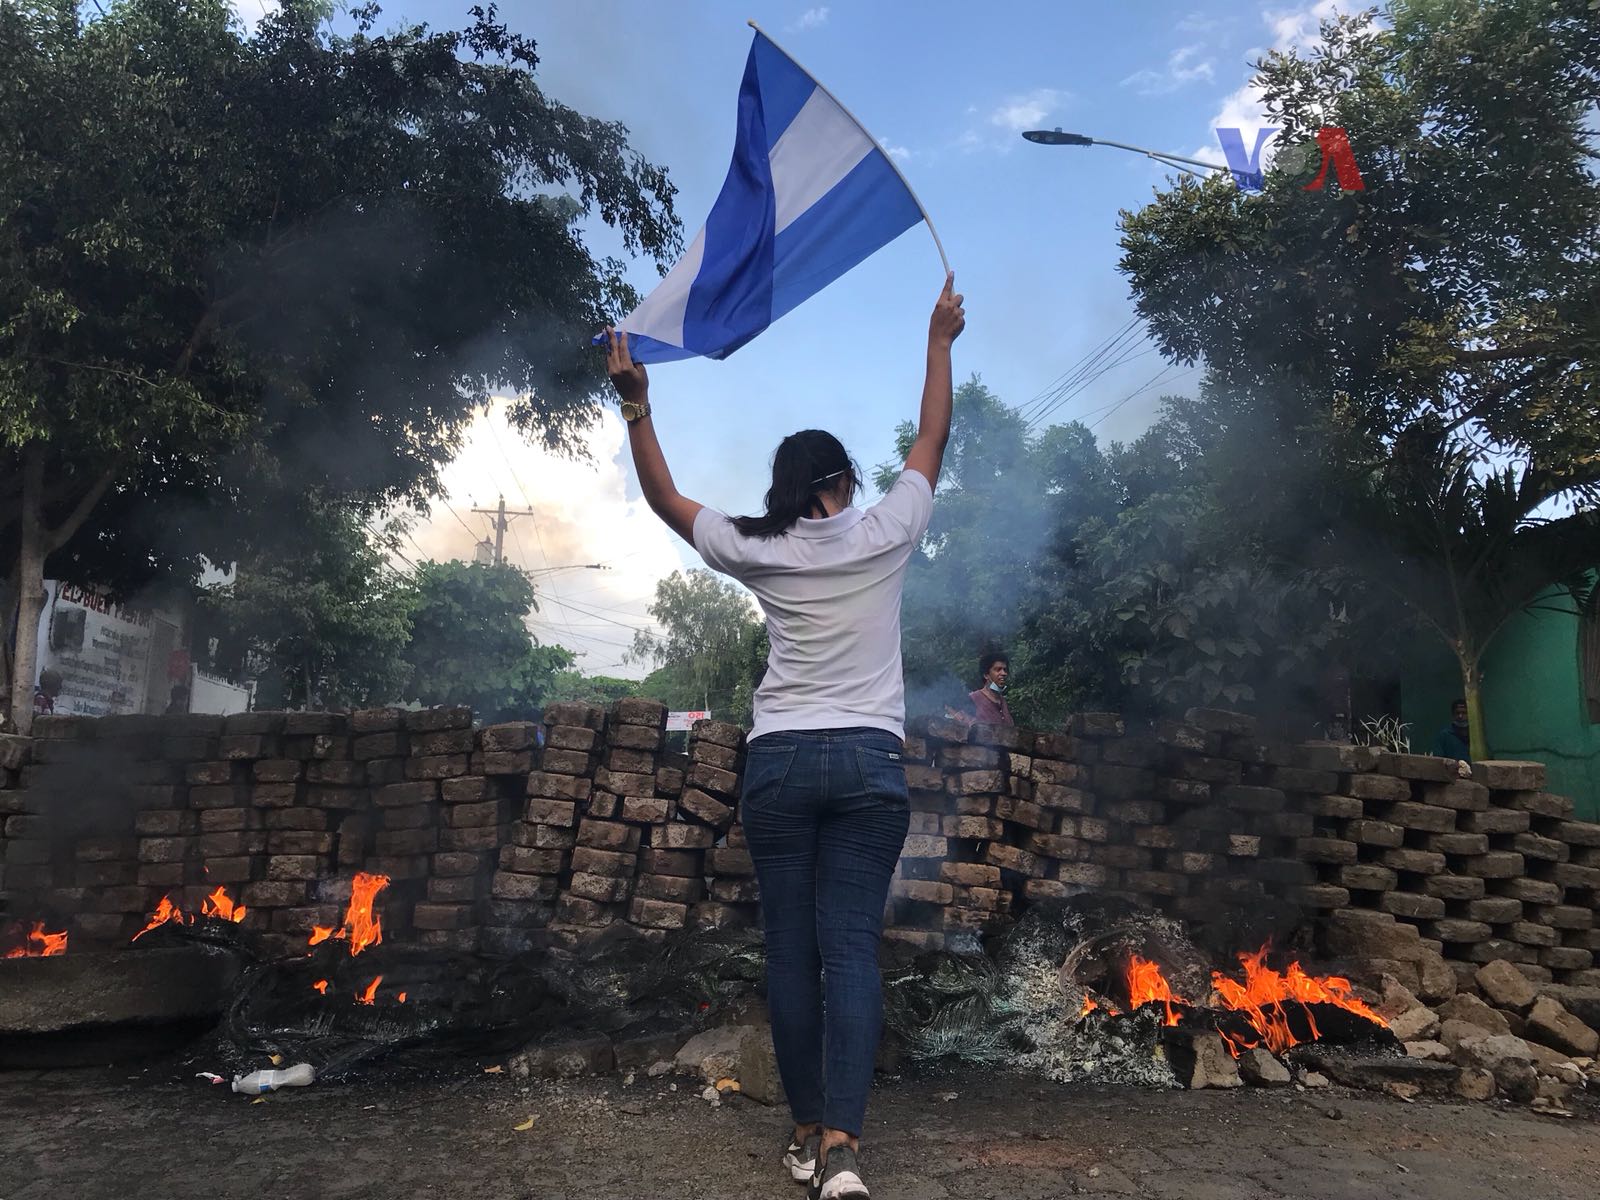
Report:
0,711,379,955
7,705,1600,984
559,699,661,931
490,702,598,948
884,708,1350,948
0,716,145,942
412,716,534,953
657,717,746,933
1292,752,1600,985
233,710,366,958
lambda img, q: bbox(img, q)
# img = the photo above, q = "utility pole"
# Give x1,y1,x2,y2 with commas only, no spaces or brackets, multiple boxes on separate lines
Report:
470,496,537,566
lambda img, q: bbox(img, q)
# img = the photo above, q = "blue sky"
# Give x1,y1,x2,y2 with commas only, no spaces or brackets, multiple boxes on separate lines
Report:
331,0,1354,674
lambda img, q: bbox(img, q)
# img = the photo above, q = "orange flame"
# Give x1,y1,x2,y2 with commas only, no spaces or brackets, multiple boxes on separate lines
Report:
1122,946,1388,1056
200,886,247,924
312,979,329,995
1209,948,1386,1055
308,873,390,957
356,975,382,1005
133,887,249,941
2,921,69,958
1125,954,1184,1026
397,992,408,1004
132,896,184,941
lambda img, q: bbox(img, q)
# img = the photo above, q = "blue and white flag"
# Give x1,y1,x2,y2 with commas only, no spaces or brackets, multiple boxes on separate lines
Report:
604,28,937,364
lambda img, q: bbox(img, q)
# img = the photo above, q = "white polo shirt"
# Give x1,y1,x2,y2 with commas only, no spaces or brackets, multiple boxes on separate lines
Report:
692,469,934,743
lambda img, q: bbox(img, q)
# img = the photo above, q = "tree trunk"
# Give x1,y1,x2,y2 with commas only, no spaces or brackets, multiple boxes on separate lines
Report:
9,449,47,734
1457,649,1489,762
0,566,18,717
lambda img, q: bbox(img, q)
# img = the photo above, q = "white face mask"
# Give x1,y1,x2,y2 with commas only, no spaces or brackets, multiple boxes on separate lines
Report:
988,680,1004,694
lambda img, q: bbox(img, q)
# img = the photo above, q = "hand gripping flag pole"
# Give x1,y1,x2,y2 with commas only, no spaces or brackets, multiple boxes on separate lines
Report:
597,22,950,364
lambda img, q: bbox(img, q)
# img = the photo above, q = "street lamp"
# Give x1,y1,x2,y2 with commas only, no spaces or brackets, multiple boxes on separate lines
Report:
1022,128,1229,179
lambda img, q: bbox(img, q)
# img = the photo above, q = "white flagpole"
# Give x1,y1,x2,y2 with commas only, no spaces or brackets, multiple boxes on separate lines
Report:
746,19,951,277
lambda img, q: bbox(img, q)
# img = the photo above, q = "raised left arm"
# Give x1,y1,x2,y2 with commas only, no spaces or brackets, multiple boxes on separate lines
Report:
606,330,703,544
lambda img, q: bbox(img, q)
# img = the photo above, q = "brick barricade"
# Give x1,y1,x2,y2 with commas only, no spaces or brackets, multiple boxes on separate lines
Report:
3,707,1597,986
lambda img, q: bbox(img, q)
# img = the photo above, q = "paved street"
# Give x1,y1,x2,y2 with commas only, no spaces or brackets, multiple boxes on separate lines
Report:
1,1063,1595,1200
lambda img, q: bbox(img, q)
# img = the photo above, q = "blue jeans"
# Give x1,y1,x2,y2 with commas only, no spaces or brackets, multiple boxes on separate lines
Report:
739,728,910,1137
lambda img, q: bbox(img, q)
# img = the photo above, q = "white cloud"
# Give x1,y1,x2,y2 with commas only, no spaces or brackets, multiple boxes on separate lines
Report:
880,140,914,164
989,87,1067,134
231,0,278,25
1191,0,1357,165
1121,45,1216,96
404,402,684,678
787,6,830,32
1267,0,1352,53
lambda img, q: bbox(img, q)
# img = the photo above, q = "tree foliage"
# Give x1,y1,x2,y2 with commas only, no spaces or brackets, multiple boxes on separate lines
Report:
1115,0,1600,753
883,380,1373,730
400,559,571,722
201,500,414,709
0,0,679,727
629,568,762,719
542,670,643,708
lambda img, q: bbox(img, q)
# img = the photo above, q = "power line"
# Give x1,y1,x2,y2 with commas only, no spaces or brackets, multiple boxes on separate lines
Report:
1017,318,1145,425
1017,317,1138,417
1027,344,1155,432
440,499,482,544
484,406,576,634
538,594,654,633
1086,364,1197,432
1022,325,1154,432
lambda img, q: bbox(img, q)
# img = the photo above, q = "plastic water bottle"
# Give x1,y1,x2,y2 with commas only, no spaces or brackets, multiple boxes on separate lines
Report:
232,1063,316,1093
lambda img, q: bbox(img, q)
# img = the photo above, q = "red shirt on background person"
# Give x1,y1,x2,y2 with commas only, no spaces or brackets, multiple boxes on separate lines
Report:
968,652,1013,726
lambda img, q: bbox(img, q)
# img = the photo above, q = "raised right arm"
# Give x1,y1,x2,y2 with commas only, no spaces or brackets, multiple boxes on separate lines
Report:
903,272,966,490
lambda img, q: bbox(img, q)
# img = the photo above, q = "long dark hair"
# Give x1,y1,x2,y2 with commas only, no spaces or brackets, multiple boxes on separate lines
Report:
732,430,862,539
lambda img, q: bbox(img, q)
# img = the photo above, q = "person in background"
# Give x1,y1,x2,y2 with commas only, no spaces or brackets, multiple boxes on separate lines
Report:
33,669,62,715
165,684,191,715
607,273,965,1200
968,651,1013,726
1430,698,1472,762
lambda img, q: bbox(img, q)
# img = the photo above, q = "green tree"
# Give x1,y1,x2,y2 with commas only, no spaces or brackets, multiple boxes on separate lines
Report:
1117,0,1600,754
1339,429,1600,756
877,377,1132,725
202,500,415,708
629,569,761,718
542,670,643,709
0,0,679,729
401,559,571,722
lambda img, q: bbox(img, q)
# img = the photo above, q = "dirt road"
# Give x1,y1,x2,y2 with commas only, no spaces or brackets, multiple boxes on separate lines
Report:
1,1062,1595,1200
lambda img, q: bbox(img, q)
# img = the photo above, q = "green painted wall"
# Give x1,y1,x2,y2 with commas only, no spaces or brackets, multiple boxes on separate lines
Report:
1401,590,1600,820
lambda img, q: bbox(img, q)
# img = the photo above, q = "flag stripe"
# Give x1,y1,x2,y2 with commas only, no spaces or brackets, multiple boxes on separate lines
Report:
752,34,817,151
604,30,932,364
622,227,706,349
770,149,922,321
770,88,875,234
682,46,777,358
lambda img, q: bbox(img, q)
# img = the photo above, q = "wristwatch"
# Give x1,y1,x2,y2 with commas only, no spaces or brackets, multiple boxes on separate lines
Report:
620,398,651,423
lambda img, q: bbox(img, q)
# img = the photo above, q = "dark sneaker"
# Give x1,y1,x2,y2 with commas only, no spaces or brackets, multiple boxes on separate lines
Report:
808,1145,869,1200
782,1134,818,1185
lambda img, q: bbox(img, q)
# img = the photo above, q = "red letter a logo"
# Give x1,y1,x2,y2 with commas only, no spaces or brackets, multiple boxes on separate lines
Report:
1304,127,1365,191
